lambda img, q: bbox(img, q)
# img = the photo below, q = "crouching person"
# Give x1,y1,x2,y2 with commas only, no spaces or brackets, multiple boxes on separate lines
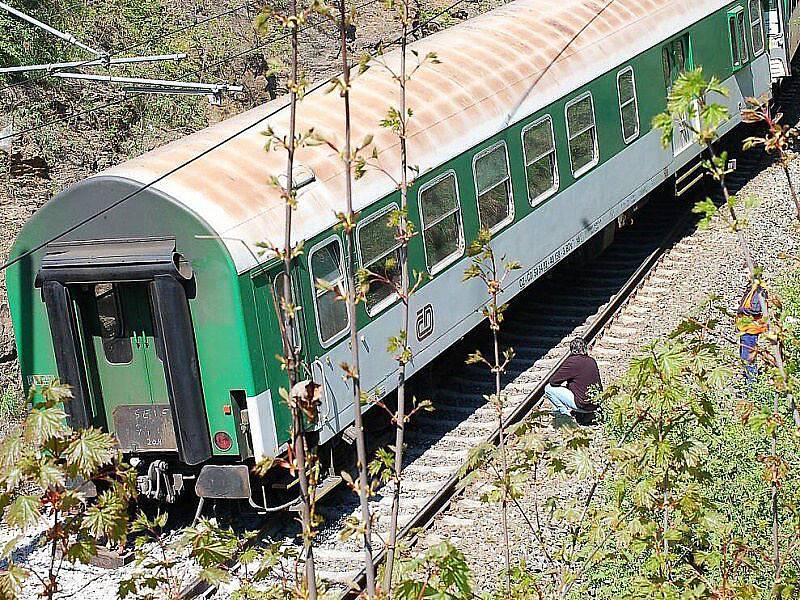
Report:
544,337,602,423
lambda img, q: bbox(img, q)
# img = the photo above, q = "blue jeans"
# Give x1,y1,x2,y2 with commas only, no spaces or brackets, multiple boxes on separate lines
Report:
740,333,758,383
545,384,577,415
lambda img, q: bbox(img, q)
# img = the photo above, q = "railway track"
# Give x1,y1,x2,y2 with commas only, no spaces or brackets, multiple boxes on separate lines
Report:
336,190,694,597
178,80,793,599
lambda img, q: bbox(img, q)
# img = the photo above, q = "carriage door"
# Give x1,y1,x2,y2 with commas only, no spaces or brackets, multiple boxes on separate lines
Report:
662,36,697,156
83,282,175,451
787,0,800,61
269,272,337,431
253,270,321,424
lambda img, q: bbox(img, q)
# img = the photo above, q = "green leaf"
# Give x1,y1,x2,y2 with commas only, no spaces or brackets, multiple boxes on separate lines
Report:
23,406,69,445
0,563,28,599
64,428,117,476
118,578,138,599
36,459,65,490
65,537,98,564
82,494,128,544
186,520,237,568
0,434,25,473
692,198,717,229
199,566,230,586
0,535,22,560
5,495,41,530
701,102,730,128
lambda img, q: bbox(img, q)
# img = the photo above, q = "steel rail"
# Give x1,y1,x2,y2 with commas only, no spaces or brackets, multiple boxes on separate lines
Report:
340,203,696,599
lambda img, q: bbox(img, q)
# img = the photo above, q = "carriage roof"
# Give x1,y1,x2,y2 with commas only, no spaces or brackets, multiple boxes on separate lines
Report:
100,0,727,273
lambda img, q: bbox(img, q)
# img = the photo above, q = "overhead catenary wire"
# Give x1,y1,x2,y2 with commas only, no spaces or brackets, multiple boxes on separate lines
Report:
504,0,616,125
0,0,383,143
0,0,259,94
0,0,478,274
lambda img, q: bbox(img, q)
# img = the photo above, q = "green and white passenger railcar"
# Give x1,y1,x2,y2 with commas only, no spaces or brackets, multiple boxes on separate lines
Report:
6,0,785,503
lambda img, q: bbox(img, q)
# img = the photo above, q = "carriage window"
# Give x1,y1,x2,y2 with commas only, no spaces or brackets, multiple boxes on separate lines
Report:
419,172,464,273
358,205,401,315
522,116,558,205
473,142,513,232
729,8,749,68
273,273,302,351
565,93,598,177
95,283,133,365
749,0,765,55
616,67,640,144
309,239,349,345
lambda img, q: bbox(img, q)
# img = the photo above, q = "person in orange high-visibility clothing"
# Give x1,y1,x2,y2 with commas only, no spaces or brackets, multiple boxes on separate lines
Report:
737,281,768,383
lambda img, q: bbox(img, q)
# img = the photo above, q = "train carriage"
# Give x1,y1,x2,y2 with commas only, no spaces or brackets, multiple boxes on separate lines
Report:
5,0,789,504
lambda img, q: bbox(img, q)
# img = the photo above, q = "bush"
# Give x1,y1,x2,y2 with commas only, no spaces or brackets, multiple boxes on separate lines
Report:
0,382,135,599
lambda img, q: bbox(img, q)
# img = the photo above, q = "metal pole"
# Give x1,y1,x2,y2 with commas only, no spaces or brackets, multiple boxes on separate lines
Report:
51,71,243,93
0,53,187,74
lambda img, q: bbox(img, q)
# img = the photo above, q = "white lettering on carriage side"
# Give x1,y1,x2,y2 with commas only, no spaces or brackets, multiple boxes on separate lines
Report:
512,170,660,295
131,407,171,448
112,405,177,451
518,217,603,291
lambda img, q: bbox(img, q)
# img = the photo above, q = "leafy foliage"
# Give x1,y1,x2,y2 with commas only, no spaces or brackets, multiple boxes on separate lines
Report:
119,512,243,599
742,94,800,222
392,541,472,600
0,388,23,420
0,382,134,599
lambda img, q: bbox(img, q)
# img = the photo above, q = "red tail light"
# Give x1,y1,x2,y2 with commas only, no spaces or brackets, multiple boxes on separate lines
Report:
214,431,233,451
